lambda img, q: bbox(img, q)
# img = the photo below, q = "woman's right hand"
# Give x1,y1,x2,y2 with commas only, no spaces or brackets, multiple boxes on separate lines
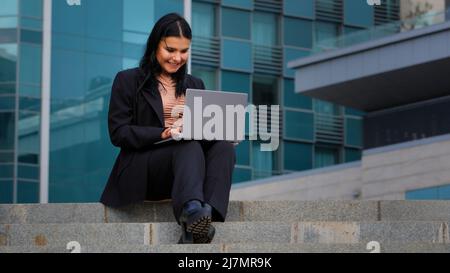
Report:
161,127,172,139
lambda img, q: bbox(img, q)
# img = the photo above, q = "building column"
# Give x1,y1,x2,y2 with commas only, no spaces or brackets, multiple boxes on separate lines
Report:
40,0,52,204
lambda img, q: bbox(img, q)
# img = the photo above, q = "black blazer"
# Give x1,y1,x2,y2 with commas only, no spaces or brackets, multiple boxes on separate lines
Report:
100,67,205,207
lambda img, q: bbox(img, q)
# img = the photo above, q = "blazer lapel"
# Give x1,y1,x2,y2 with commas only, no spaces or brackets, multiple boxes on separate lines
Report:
141,86,164,127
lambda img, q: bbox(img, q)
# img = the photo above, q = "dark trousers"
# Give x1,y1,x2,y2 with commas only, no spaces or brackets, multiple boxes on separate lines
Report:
146,140,235,222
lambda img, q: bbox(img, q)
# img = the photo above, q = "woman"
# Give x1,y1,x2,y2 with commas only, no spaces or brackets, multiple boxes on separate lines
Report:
100,13,236,244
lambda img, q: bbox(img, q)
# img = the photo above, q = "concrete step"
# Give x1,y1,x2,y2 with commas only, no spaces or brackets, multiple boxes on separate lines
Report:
2,200,450,224
1,221,449,247
1,242,450,253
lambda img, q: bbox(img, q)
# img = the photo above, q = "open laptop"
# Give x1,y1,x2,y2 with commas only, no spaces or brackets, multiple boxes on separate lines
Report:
154,89,248,144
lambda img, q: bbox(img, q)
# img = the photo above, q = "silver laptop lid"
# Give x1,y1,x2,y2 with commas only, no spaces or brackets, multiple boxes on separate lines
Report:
182,89,248,141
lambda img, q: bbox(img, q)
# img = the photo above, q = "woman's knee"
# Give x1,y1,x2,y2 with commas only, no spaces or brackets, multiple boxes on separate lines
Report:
212,141,236,162
176,140,203,155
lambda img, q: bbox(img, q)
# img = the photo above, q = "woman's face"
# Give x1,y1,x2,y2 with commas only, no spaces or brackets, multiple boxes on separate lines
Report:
156,36,191,75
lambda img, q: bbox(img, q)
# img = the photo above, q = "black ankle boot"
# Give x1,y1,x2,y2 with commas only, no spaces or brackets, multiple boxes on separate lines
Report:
193,203,215,244
178,200,211,244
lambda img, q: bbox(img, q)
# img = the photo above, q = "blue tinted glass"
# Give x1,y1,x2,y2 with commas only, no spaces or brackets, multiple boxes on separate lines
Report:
123,0,155,33
283,79,312,109
284,141,313,171
235,140,250,166
406,187,439,200
52,0,85,35
284,110,314,141
438,185,450,200
232,167,252,183
315,146,339,168
191,66,216,90
221,70,250,94
86,0,122,41
154,0,183,20
0,44,17,82
222,8,250,39
345,107,365,116
0,96,15,111
20,30,42,44
52,49,84,101
253,12,278,46
0,164,14,179
0,180,13,203
284,0,314,19
344,0,373,27
20,0,42,18
284,17,312,48
222,0,252,10
0,113,15,150
192,2,215,37
345,117,363,147
17,180,39,203
221,39,252,72
20,17,43,30
18,164,39,180
315,21,340,49
345,148,361,163
284,47,310,78
1,0,18,15
19,44,42,84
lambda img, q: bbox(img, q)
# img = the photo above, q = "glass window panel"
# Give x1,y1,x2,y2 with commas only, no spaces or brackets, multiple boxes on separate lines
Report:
221,70,250,94
154,0,183,20
20,29,42,44
345,117,363,147
18,164,39,180
0,44,17,82
86,0,122,41
0,95,15,111
406,187,439,200
283,79,312,109
0,151,14,163
17,180,39,203
19,96,41,111
438,184,450,200
0,112,15,150
20,0,42,18
235,139,250,166
19,44,41,84
18,111,40,164
253,12,278,46
222,0,252,10
191,66,216,90
0,17,18,28
0,164,14,178
252,140,279,179
222,8,250,39
20,17,42,30
314,99,340,115
284,110,314,141
284,0,314,19
252,76,278,105
344,0,373,27
284,17,313,48
314,21,340,50
123,0,155,33
0,0,18,16
0,180,13,203
0,84,16,95
345,106,365,116
232,167,251,183
283,141,313,171
52,0,85,35
51,49,84,102
192,2,216,37
314,146,339,168
221,39,252,72
345,148,361,163
283,47,310,78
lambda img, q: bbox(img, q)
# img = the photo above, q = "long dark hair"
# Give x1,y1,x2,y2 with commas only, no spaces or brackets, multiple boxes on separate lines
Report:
139,13,192,98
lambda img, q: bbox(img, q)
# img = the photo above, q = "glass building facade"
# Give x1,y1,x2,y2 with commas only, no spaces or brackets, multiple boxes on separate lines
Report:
0,0,398,204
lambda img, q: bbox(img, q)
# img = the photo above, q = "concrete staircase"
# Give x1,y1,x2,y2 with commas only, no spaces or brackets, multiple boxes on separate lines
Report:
1,200,450,253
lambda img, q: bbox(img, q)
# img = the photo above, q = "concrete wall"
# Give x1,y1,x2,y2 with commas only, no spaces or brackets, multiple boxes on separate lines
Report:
230,134,450,201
